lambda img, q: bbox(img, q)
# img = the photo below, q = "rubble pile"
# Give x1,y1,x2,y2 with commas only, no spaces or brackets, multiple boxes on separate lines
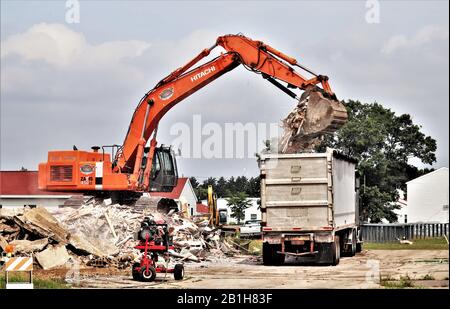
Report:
279,101,323,153
0,204,238,270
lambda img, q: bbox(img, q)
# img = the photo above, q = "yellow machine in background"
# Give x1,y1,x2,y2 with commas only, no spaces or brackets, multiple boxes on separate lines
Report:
207,185,228,228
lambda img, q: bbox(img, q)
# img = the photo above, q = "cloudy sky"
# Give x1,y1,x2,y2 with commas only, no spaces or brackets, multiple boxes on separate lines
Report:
1,0,448,180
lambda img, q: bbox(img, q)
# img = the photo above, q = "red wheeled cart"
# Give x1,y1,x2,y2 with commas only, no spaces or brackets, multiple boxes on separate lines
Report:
132,218,184,282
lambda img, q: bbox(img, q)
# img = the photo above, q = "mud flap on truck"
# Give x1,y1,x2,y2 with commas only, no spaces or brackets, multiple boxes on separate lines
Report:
315,238,340,266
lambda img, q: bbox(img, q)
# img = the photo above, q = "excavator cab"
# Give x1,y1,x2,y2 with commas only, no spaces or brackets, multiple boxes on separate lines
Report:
148,146,178,192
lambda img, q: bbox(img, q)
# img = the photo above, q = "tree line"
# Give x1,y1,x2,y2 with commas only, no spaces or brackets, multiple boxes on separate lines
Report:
189,176,260,201
189,100,437,224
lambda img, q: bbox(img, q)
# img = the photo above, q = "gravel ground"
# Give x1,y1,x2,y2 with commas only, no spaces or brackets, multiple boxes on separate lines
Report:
70,249,448,289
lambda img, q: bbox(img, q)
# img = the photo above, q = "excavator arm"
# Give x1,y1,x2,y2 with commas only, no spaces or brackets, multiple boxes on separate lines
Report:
117,34,344,190
38,34,347,196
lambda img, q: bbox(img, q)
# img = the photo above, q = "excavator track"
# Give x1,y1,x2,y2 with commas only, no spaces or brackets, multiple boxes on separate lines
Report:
62,193,177,215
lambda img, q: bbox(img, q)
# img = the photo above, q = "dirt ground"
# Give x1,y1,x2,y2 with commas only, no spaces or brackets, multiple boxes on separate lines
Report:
56,250,449,289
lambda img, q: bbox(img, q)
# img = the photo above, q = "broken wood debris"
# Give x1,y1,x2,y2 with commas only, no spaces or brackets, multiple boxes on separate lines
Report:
0,203,249,270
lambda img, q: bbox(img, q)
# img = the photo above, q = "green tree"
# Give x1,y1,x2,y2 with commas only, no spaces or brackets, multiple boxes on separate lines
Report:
235,176,249,194
226,192,252,225
189,177,199,189
195,187,208,201
247,177,261,197
226,176,237,196
317,100,437,223
216,177,227,198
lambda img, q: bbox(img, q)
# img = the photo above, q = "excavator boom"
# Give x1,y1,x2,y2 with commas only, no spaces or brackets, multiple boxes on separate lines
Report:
38,34,347,198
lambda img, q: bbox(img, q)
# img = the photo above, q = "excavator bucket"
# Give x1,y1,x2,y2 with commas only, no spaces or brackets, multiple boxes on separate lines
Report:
301,90,348,136
279,88,348,153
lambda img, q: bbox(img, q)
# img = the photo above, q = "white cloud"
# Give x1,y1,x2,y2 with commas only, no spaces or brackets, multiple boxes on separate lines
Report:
381,24,449,55
1,23,151,67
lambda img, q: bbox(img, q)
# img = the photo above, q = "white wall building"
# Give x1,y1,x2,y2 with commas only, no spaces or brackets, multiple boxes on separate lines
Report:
405,167,449,223
150,177,205,216
392,189,408,223
203,197,261,224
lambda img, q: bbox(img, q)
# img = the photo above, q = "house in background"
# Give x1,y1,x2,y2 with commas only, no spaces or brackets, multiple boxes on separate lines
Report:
0,172,201,215
393,189,408,223
151,177,200,216
0,171,73,208
203,197,261,224
405,167,449,223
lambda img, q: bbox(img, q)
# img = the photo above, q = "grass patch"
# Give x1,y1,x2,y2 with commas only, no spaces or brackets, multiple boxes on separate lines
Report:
381,275,414,288
419,274,435,280
248,240,262,255
364,237,449,250
0,272,70,289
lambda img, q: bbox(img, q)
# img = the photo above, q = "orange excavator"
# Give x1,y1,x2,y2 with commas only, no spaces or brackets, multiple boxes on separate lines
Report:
38,34,347,204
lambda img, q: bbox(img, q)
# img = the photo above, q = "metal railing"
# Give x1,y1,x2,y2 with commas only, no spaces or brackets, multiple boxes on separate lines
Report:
361,222,449,243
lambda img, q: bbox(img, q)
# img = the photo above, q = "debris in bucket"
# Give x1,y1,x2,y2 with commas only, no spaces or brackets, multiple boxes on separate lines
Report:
279,87,348,153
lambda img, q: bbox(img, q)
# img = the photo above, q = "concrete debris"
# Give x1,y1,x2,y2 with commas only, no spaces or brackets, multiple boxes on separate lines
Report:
0,222,20,234
10,238,48,254
35,245,70,270
68,234,107,257
0,203,246,270
0,235,8,252
0,207,24,220
13,207,69,244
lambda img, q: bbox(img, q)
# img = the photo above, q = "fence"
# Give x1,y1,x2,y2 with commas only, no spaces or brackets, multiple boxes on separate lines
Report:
361,222,449,243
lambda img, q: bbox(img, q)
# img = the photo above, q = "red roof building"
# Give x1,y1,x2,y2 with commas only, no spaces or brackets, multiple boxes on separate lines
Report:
150,177,188,199
0,171,71,196
196,202,210,214
0,172,201,214
0,171,73,208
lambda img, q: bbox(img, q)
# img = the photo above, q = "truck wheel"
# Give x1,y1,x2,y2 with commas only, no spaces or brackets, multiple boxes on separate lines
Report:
356,243,362,253
132,262,141,281
350,230,357,257
262,242,274,265
140,266,156,282
174,264,184,280
332,236,340,266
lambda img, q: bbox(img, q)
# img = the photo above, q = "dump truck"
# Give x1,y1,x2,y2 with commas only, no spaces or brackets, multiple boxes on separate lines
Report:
259,148,362,266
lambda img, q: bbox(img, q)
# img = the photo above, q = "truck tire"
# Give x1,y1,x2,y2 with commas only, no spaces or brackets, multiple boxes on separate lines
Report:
356,231,363,253
356,243,362,253
332,236,340,266
263,243,284,266
262,242,274,265
350,229,357,257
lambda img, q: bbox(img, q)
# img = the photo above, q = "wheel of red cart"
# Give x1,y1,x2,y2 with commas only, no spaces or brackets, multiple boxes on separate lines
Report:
140,266,156,282
132,262,141,280
174,264,184,280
